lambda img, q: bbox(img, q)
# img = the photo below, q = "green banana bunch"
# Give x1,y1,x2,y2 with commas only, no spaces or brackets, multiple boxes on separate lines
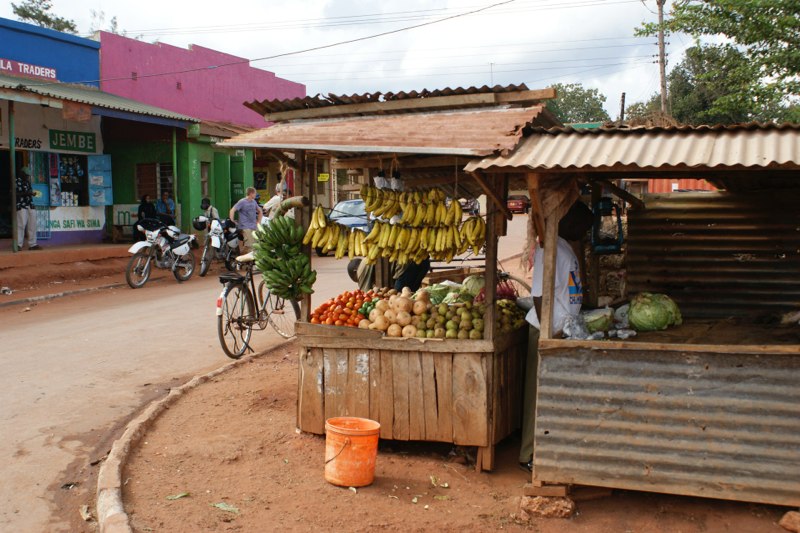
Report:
253,215,316,300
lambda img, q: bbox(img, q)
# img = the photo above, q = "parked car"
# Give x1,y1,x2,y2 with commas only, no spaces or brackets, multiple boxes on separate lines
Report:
316,199,369,256
459,197,479,216
507,194,531,214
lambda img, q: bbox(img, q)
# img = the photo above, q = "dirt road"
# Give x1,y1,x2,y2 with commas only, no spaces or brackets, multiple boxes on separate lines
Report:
0,215,531,531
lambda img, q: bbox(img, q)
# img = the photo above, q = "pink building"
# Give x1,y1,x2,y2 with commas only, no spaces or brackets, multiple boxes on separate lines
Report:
98,32,305,128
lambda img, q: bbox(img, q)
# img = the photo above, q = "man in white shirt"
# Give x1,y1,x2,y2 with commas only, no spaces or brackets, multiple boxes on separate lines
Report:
520,200,593,472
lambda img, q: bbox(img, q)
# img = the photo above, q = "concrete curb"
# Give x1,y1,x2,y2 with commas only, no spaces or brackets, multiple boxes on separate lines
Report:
95,341,294,533
0,283,127,309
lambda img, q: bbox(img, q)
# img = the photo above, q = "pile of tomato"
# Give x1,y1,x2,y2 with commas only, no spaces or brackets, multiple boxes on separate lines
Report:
310,289,381,327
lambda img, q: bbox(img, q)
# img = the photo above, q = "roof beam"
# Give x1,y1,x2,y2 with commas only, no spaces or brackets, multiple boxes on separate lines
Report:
261,89,555,122
470,170,513,220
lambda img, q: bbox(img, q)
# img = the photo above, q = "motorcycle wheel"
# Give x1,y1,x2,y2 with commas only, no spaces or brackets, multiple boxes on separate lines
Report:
173,249,196,282
199,241,212,277
125,249,152,289
224,249,237,272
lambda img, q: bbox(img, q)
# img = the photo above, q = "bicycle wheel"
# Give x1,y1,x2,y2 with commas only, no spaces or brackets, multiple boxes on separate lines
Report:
500,272,531,299
266,290,300,339
125,249,152,289
199,240,212,277
217,282,255,359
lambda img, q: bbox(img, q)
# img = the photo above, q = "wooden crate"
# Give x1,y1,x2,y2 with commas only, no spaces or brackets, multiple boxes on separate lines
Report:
295,322,526,471
421,266,485,287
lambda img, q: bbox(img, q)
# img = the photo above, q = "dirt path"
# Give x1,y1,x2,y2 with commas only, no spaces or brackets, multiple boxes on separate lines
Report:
118,344,785,533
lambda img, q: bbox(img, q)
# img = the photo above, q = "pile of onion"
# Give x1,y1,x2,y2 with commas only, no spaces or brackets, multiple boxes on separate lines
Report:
367,286,432,337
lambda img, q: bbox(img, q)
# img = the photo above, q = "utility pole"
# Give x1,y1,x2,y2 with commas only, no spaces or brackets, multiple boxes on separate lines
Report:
657,0,668,113
618,92,626,124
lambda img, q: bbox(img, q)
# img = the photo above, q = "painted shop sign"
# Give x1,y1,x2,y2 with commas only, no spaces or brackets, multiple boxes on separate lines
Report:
49,129,96,153
47,206,105,231
0,102,103,154
0,58,58,80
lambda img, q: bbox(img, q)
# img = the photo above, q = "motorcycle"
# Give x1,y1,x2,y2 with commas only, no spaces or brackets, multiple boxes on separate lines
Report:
194,216,242,277
126,218,197,289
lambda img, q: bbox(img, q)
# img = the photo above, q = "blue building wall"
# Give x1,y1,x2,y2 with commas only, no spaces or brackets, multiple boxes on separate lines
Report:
0,17,100,86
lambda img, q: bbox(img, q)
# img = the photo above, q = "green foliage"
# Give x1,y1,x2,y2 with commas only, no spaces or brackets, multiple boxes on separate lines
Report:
624,98,660,122
636,0,800,111
11,0,78,33
546,83,611,124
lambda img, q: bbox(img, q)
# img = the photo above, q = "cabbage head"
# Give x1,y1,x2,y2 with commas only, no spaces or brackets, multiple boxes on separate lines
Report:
582,308,614,333
628,293,682,331
462,275,485,297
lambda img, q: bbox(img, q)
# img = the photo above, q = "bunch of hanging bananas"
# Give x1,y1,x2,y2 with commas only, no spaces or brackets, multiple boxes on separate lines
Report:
253,215,316,300
360,214,486,265
302,205,371,260
360,185,461,228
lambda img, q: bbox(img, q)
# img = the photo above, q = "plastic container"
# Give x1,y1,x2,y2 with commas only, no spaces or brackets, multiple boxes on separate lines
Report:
324,417,381,487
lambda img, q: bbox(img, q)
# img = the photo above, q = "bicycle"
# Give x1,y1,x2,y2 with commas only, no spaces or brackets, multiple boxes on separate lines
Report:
216,252,301,359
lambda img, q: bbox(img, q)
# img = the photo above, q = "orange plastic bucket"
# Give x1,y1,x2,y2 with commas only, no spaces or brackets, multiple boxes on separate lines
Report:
324,417,381,487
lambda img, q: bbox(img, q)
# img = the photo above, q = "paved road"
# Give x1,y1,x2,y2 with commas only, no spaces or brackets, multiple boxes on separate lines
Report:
0,214,529,531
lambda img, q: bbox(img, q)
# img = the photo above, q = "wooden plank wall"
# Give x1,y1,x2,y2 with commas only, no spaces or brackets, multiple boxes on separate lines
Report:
297,342,526,448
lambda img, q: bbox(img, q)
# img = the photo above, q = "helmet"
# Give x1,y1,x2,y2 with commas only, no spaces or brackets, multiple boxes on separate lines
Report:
200,198,211,210
192,216,208,231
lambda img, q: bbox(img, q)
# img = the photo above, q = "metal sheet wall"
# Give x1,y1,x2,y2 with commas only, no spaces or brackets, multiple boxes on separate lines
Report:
534,345,800,506
627,192,800,319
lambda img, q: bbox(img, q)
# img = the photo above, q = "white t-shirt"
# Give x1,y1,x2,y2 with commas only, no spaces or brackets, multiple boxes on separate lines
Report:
526,237,583,335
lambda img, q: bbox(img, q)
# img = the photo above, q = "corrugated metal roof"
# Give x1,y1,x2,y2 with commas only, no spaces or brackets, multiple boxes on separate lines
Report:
534,343,800,507
220,105,547,157
200,120,255,137
0,73,198,123
465,122,800,171
245,83,533,116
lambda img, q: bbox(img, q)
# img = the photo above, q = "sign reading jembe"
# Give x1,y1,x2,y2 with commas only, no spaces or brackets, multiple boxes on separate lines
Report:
49,129,96,153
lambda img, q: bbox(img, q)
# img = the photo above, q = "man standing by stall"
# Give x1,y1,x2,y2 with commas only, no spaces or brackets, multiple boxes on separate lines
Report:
519,200,593,472
229,187,262,252
16,169,41,250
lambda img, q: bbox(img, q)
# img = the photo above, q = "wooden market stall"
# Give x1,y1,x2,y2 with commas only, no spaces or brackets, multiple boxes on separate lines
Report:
464,123,800,505
221,85,560,470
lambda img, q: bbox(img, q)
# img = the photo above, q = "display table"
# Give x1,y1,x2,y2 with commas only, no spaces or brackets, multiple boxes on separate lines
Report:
296,322,527,471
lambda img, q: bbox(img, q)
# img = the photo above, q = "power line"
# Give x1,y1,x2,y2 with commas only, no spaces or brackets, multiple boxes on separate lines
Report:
56,0,517,86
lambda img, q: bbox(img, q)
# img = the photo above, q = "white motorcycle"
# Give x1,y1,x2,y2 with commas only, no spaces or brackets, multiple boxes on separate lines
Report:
194,216,242,277
126,218,196,289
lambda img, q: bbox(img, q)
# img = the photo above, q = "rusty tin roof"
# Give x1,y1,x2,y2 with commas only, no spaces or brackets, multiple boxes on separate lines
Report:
220,105,549,157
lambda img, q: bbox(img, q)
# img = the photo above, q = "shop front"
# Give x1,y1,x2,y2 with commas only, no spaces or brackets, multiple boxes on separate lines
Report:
1,99,113,245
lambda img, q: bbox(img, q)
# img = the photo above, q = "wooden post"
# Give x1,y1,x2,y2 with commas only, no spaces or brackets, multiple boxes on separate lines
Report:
587,183,601,308
9,101,19,253
539,212,559,340
484,176,499,343
296,150,311,321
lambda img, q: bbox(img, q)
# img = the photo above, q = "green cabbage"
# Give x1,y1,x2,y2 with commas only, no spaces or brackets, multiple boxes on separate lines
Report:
628,293,682,331
462,275,485,297
427,283,459,305
582,308,614,333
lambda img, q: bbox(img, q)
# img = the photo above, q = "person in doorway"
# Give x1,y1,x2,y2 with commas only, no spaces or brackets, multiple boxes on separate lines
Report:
137,194,157,221
15,169,40,250
156,191,176,225
200,197,219,221
229,187,263,252
519,200,593,473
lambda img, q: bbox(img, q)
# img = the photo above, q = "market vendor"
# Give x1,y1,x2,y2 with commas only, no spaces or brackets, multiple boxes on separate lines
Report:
519,200,593,472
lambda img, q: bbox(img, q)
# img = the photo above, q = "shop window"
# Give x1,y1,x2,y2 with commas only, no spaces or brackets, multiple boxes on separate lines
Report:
201,162,210,197
136,163,174,199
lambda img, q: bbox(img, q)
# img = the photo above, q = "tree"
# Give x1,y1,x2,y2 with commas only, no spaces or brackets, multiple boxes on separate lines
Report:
546,83,611,124
11,0,77,34
637,0,800,102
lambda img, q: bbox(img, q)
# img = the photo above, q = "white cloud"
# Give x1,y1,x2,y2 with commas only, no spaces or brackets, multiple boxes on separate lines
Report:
1,0,682,114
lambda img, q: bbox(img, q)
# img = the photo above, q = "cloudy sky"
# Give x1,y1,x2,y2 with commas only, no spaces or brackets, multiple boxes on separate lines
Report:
1,0,691,117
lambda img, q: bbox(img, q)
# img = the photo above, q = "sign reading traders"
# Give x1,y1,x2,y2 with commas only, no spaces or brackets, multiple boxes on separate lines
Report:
49,129,96,153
